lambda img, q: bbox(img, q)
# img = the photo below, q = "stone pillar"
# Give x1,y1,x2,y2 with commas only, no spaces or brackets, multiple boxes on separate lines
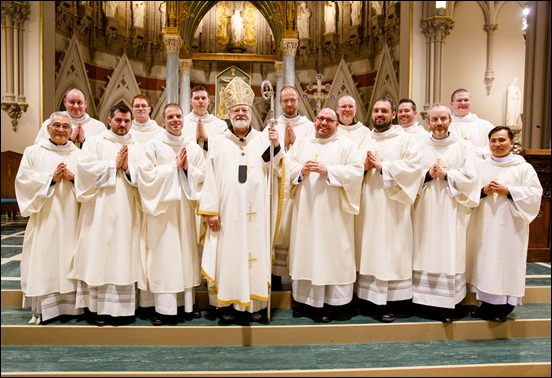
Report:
274,61,284,117
163,34,182,105
179,59,192,114
419,15,454,113
280,38,298,87
1,1,31,131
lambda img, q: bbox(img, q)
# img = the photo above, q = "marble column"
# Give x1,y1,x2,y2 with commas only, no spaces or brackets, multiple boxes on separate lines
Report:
179,59,192,115
280,38,298,87
274,61,284,117
163,34,182,105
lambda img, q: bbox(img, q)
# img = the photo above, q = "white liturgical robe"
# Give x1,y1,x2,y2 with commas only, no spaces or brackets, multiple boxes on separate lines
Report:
449,113,494,158
68,130,145,314
467,153,542,302
338,121,372,149
401,121,429,142
287,132,363,294
130,119,163,143
137,131,206,294
198,128,283,313
412,133,480,308
16,139,83,321
183,112,228,145
355,125,425,305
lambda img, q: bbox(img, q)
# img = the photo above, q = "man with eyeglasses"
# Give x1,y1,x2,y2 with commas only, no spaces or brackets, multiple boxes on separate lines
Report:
183,85,228,152
68,103,145,327
34,88,107,147
354,97,425,323
286,107,364,323
271,85,314,290
336,95,371,149
15,112,83,325
129,94,163,142
198,76,282,323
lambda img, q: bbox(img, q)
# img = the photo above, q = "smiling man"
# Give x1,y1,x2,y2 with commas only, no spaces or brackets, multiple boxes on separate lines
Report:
336,95,371,149
412,103,480,324
286,107,364,323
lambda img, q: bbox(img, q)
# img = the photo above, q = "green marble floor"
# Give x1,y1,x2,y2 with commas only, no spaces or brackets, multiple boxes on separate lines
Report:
2,338,550,374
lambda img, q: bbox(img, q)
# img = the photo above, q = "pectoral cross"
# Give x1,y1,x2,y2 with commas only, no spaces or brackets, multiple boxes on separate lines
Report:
248,252,257,268
314,153,319,161
374,150,383,162
246,205,257,221
435,157,448,168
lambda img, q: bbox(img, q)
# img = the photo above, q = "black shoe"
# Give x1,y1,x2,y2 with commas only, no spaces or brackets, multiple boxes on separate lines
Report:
221,313,235,322
471,307,482,318
441,312,454,324
184,310,202,321
150,316,163,326
95,315,109,327
378,312,396,323
490,315,508,322
292,308,303,318
319,311,332,323
251,312,263,322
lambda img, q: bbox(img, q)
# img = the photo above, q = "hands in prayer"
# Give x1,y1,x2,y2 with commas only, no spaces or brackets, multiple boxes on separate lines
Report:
71,123,85,144
301,160,328,176
176,146,188,170
116,144,129,172
196,118,208,143
53,162,74,182
365,151,382,172
284,122,295,149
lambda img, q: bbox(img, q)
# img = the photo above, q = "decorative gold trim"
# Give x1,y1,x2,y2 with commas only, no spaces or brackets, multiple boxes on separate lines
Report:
190,53,277,62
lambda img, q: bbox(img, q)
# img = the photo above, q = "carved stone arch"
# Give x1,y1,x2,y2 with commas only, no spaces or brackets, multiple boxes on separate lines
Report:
55,35,97,118
177,1,284,57
97,54,141,123
369,44,399,112
325,59,366,124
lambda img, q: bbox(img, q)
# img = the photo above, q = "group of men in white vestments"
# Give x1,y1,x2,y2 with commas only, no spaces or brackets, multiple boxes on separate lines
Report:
15,82,542,326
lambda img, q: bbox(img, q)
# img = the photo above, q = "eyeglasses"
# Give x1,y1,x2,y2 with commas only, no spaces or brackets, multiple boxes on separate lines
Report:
133,104,150,108
49,123,72,131
281,98,298,104
315,116,337,123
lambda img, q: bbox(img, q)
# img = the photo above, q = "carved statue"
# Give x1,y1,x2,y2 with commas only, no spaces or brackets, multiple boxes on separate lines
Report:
133,1,146,28
506,77,522,128
215,1,230,46
297,1,311,39
243,2,257,47
324,1,336,34
231,9,245,45
104,1,118,18
350,1,362,26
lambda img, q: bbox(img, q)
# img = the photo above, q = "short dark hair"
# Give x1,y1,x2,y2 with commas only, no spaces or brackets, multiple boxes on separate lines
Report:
488,126,514,140
163,103,182,118
191,85,209,95
373,96,396,113
109,102,131,118
399,98,417,111
451,88,470,102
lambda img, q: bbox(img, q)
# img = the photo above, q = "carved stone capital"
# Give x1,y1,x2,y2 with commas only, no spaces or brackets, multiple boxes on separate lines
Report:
420,16,455,42
163,34,183,54
483,23,498,34
280,38,299,57
1,101,28,131
1,1,31,30
179,59,193,74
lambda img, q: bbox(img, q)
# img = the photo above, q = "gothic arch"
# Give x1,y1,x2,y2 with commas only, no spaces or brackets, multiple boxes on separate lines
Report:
54,35,97,118
177,1,285,57
370,44,399,111
326,59,367,124
97,54,141,123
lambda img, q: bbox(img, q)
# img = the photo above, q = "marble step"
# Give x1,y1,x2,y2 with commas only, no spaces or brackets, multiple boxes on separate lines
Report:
1,338,550,377
2,303,550,347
